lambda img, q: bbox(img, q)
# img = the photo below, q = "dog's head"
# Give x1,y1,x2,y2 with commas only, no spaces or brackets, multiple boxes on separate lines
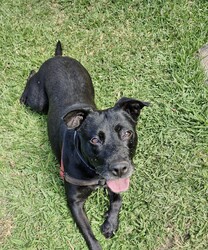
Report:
63,97,149,193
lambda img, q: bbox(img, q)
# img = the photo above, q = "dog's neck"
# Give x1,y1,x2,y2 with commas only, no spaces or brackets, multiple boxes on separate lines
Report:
73,130,96,173
61,130,105,186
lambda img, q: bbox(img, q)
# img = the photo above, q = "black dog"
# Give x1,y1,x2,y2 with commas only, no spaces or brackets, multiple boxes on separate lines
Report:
20,41,149,250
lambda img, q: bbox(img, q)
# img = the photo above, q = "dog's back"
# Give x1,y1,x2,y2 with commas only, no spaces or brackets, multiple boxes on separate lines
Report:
20,41,95,115
20,41,96,158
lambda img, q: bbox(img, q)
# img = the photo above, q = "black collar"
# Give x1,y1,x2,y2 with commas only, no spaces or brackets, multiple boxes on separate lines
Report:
64,131,106,187
64,173,106,186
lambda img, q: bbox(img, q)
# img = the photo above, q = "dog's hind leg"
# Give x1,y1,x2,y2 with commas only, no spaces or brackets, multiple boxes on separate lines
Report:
20,70,48,114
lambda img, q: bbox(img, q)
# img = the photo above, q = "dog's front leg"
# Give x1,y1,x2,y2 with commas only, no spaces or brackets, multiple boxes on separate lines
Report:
65,183,101,250
101,189,122,238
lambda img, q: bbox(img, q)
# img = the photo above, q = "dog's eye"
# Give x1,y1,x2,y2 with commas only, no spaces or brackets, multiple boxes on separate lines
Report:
121,130,132,140
90,137,101,145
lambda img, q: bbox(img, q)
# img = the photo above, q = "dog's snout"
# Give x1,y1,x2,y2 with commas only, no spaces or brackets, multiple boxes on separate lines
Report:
110,161,129,177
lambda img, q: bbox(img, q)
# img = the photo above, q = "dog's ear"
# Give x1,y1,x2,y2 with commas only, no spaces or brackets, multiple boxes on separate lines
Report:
114,97,150,122
63,110,90,129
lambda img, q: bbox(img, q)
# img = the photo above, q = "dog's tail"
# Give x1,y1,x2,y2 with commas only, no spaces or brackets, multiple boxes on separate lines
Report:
55,41,62,56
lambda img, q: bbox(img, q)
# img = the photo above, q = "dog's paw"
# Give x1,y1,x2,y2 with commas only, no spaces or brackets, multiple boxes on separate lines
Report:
101,219,118,239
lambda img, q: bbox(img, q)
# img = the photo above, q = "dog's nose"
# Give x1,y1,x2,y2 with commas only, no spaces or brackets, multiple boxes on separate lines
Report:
110,161,129,177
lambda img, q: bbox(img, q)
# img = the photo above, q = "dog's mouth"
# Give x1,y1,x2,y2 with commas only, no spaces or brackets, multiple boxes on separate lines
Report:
106,178,130,193
96,162,134,193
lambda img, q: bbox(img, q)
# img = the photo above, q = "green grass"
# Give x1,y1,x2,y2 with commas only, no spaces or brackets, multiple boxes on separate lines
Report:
0,0,208,249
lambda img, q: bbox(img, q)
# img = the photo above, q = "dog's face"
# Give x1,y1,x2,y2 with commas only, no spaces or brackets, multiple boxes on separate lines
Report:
63,97,149,193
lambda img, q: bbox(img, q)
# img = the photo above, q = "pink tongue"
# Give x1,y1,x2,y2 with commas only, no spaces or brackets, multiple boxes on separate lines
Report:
106,178,130,193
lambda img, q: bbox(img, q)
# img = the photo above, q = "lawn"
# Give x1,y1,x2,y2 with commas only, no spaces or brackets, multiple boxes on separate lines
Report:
0,0,208,249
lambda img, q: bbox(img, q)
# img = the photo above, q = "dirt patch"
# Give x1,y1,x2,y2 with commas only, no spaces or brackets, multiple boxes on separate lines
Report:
157,224,191,250
157,233,190,250
0,198,13,245
0,217,13,244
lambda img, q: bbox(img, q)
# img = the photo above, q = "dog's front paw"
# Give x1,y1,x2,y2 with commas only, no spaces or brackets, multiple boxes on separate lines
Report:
101,219,118,239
